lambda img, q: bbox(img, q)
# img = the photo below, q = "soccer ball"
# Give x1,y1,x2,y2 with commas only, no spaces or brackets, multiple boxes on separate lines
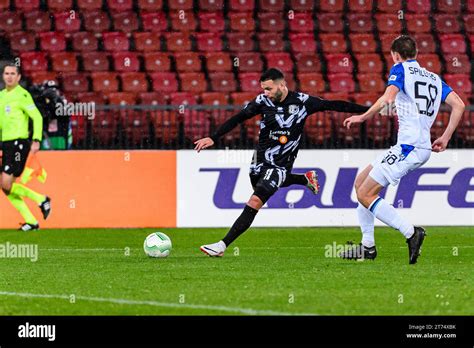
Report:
143,232,172,258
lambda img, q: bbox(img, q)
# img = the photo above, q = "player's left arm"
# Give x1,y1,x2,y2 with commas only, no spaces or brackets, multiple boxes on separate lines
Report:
343,85,399,129
432,89,465,152
21,91,43,153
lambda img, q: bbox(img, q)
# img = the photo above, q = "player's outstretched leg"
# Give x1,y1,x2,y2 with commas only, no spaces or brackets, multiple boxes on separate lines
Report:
280,171,320,194
406,226,426,264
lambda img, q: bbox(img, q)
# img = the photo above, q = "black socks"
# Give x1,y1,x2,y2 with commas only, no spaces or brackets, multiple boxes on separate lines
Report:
222,205,259,246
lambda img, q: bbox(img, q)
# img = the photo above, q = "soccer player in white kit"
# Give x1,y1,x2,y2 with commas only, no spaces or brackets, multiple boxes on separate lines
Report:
342,35,465,264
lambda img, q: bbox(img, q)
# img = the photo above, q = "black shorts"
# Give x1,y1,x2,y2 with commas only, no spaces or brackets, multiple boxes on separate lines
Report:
2,139,31,177
249,166,288,203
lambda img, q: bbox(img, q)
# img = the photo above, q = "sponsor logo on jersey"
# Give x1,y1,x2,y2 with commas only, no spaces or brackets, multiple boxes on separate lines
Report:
279,135,288,144
389,75,397,81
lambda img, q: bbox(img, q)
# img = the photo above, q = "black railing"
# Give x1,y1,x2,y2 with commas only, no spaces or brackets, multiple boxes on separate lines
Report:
70,105,474,150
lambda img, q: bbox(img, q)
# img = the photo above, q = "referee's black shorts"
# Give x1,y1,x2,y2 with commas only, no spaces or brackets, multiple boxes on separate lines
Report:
1,139,31,177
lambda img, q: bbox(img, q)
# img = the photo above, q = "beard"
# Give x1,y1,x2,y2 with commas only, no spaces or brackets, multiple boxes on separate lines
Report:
271,89,283,102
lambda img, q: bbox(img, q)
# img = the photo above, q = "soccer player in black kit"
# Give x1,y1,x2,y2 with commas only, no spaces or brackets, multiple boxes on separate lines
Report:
195,68,369,257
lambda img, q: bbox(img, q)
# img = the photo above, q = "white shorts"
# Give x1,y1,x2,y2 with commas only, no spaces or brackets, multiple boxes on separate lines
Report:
369,144,431,187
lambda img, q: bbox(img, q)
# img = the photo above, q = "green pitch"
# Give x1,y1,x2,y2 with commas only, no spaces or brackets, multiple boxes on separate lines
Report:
0,227,472,315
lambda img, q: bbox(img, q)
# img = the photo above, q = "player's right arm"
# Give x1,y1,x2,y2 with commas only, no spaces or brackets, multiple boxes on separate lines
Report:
431,91,465,152
194,98,261,152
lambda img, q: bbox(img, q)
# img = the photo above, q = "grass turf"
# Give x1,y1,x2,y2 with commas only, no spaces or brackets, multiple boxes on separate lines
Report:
0,227,472,315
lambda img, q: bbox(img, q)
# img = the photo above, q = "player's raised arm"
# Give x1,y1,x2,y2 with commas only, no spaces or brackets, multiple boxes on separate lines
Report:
194,99,260,152
431,91,465,153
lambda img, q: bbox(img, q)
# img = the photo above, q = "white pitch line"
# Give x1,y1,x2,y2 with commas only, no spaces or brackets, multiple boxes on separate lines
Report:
0,291,319,316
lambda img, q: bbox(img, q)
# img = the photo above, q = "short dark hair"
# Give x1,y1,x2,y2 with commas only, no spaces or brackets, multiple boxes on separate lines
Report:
260,68,285,82
390,35,417,60
2,63,21,74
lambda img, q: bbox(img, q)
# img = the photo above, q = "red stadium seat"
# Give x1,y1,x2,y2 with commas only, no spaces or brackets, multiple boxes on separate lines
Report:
61,73,89,93
0,0,8,9
82,52,110,71
375,14,402,33
229,0,254,11
468,0,474,12
106,0,133,11
72,32,98,51
198,12,225,32
199,0,224,10
200,92,229,105
318,0,343,12
258,12,285,32
112,52,140,72
317,13,344,32
121,111,151,146
379,33,400,53
244,117,261,143
195,32,223,52
229,12,255,32
51,52,78,72
417,54,442,74
358,74,385,93
264,53,294,72
347,14,373,32
15,0,39,11
352,93,379,106
39,32,66,52
325,54,354,74
133,32,161,51
298,73,326,94
434,15,460,33
288,13,314,32
231,92,255,105
376,0,402,12
232,52,263,72
289,33,317,53
209,72,237,92
143,52,171,72
328,74,355,93
91,72,119,92
76,92,106,104
24,11,51,32
54,12,81,32
182,110,212,141
164,32,192,51
121,72,149,92
103,32,130,51
168,0,193,10
9,32,36,52
174,52,202,72
443,74,472,94
257,32,285,52
205,52,232,72
138,92,167,105
349,34,377,53
332,113,361,144
366,116,392,145
457,112,474,144
106,92,137,105
0,12,21,33
440,34,466,54
179,73,207,93
152,111,178,144
444,54,471,74
412,33,436,53
259,0,284,11
169,92,197,105
305,113,333,145
320,33,347,53
170,11,197,32
406,0,431,12
405,14,432,33
239,73,261,92
91,112,119,146
290,0,314,11
227,33,255,52
436,0,461,13
464,14,474,33
138,0,163,10
112,12,139,32
430,113,450,140
285,73,297,91
294,53,322,72
141,12,168,32
77,0,102,10
149,72,178,92
29,71,58,85
83,11,111,32
469,34,474,52
348,0,373,12
70,115,87,147
355,54,383,73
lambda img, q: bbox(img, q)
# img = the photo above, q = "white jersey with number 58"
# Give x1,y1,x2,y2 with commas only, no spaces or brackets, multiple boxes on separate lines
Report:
387,59,453,150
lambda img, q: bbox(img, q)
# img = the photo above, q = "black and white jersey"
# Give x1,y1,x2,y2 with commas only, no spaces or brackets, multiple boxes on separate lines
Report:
210,91,369,171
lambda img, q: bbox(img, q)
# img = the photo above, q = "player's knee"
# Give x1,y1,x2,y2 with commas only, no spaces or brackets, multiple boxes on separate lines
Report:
247,195,263,210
